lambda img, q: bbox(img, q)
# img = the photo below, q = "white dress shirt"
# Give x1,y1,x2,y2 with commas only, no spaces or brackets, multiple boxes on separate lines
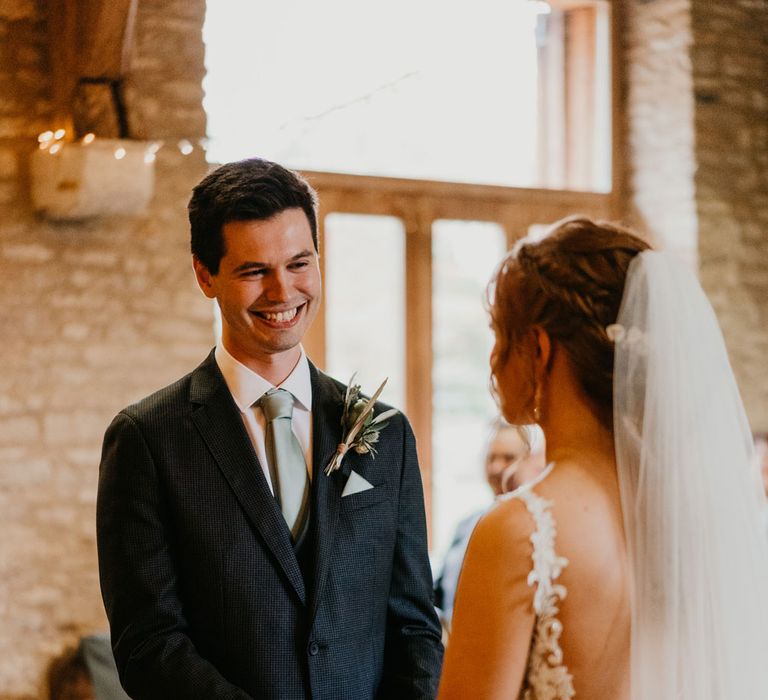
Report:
215,344,313,493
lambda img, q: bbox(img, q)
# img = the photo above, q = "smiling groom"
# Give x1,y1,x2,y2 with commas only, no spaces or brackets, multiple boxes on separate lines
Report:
96,158,443,699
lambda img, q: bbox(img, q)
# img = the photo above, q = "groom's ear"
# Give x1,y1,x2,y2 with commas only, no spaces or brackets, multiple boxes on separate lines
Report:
193,256,217,299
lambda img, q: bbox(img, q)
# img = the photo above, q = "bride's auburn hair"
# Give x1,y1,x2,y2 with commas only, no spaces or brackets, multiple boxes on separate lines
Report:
489,216,650,430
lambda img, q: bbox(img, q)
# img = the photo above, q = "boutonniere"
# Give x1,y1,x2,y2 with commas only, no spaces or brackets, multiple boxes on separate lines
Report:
324,373,398,476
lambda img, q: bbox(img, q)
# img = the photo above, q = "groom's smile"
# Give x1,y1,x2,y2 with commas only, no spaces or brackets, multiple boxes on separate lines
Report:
255,305,300,323
251,302,305,326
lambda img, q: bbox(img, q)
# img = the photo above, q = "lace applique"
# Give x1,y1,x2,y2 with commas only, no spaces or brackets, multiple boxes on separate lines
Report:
516,489,575,700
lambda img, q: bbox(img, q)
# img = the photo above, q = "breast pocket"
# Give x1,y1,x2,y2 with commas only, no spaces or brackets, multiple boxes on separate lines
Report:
339,484,390,513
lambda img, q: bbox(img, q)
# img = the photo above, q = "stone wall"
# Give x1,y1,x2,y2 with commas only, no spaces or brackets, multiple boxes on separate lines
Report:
691,0,768,431
0,0,212,697
622,0,698,257
623,0,768,430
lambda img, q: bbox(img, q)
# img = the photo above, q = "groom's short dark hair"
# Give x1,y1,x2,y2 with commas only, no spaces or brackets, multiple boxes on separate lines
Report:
188,157,319,274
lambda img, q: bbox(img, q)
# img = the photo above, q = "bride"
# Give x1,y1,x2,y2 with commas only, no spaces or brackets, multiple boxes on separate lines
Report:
437,217,768,699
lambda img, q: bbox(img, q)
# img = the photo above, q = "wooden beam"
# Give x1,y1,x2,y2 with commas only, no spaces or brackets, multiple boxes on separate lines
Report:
48,0,78,134
403,203,434,543
79,0,138,79
565,6,597,190
46,0,138,134
304,170,611,213
610,0,626,219
301,197,332,369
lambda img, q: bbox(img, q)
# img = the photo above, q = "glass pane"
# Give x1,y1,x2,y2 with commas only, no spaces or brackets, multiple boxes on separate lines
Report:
324,214,405,409
202,1,611,191
432,220,506,563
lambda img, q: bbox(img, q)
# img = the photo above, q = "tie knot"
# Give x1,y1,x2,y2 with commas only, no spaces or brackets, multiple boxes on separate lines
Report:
260,388,294,422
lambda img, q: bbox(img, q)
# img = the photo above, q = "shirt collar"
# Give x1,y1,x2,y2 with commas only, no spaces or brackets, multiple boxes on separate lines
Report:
215,343,312,413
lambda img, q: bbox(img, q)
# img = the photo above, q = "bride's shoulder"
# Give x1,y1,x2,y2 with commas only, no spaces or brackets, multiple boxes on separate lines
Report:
469,488,539,562
458,495,538,603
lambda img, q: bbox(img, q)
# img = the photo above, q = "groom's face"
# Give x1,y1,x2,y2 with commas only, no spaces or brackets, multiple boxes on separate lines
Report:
194,207,321,365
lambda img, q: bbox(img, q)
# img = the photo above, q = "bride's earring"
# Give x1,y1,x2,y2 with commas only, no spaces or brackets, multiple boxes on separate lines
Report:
533,382,543,423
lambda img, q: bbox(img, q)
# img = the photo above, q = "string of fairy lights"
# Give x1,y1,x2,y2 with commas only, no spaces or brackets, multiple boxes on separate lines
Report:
37,129,209,162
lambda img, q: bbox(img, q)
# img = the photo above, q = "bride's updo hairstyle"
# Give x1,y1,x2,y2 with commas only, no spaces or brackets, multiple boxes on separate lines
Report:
489,216,650,430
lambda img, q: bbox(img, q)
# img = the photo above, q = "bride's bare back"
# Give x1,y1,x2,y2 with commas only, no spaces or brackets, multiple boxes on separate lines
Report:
439,457,630,700
539,460,630,698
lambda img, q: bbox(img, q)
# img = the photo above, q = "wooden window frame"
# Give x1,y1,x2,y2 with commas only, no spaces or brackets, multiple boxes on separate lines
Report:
300,0,622,535
302,176,616,529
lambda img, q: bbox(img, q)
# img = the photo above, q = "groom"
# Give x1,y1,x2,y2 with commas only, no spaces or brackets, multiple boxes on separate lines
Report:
96,158,443,699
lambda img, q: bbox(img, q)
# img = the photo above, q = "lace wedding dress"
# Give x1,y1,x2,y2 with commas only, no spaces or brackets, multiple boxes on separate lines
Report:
501,466,575,700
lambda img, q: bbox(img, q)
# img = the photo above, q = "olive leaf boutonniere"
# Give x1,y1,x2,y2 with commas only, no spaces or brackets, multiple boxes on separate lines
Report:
324,374,398,476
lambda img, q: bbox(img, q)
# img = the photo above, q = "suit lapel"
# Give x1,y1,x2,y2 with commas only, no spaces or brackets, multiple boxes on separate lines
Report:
308,363,346,622
189,352,306,606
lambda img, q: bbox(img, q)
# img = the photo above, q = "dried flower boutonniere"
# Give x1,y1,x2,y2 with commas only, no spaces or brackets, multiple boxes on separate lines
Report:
324,373,398,476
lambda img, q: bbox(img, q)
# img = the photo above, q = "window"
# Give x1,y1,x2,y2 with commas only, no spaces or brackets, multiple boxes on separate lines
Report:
203,0,618,552
204,0,612,192
324,213,406,409
432,221,506,559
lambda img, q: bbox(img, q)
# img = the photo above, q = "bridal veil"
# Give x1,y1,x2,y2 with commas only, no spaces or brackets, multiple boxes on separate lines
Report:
613,251,768,699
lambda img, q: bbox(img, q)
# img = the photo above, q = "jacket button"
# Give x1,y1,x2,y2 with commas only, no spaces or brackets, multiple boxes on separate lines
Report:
308,641,320,656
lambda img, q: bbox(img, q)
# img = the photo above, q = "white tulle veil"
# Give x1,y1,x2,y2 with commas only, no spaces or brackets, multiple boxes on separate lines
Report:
613,251,768,699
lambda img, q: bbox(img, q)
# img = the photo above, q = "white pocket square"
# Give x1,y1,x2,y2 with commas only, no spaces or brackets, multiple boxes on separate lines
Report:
342,470,374,497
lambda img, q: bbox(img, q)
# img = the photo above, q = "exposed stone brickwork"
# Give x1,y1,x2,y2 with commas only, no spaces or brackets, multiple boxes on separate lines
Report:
691,0,768,430
0,0,211,697
622,0,699,258
126,0,208,140
623,0,768,430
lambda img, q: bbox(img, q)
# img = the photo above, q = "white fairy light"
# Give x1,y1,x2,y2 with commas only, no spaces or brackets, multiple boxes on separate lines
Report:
35,130,203,160
144,140,163,164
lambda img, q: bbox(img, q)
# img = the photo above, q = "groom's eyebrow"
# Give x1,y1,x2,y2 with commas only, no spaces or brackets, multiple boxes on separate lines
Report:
232,251,313,273
232,261,267,273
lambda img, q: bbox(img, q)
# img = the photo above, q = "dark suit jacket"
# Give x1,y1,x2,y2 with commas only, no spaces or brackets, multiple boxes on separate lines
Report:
97,351,443,699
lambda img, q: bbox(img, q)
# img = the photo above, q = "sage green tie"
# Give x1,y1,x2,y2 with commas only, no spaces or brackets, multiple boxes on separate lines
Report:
260,388,310,540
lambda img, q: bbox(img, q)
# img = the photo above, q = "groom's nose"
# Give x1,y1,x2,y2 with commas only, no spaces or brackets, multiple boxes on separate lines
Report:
265,267,291,300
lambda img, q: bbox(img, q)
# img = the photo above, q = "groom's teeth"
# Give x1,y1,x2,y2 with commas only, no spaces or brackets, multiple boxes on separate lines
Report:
263,307,298,322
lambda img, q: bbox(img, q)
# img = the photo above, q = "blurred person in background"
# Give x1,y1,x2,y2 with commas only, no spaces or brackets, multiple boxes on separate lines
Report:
433,419,545,632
